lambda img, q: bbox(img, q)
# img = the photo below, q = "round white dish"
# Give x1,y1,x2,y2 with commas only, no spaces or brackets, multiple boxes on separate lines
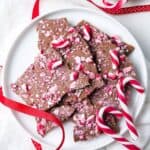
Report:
2,8,148,150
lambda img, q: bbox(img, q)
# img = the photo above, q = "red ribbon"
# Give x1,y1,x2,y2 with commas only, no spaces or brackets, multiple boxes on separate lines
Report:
32,0,150,19
32,0,40,19
0,87,65,150
4,1,148,150
87,0,150,15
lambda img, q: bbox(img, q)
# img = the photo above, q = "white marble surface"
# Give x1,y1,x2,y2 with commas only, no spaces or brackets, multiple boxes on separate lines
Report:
0,0,150,150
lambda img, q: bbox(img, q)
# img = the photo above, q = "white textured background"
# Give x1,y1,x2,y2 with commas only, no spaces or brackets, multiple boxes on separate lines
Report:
0,0,150,150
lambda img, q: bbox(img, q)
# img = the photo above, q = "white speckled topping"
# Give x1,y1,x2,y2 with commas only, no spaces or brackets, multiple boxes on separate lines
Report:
72,99,100,141
11,49,90,110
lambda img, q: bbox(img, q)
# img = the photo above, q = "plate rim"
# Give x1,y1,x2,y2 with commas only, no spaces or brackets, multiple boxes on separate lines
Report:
2,7,148,150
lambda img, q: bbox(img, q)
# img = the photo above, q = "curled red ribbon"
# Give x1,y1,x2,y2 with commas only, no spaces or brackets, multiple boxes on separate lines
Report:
0,87,65,150
87,0,150,14
31,0,150,19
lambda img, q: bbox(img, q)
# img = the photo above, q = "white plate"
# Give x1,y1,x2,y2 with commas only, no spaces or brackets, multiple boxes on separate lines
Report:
2,8,148,150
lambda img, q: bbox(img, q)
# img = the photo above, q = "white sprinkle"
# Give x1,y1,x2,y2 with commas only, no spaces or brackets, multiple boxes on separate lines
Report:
74,56,81,64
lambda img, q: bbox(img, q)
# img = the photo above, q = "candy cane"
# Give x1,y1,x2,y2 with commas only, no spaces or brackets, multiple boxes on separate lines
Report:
121,77,144,93
68,27,75,33
116,77,144,140
96,106,140,150
109,49,120,70
82,24,91,41
47,59,63,70
51,38,70,49
70,71,79,81
107,72,117,80
75,63,84,71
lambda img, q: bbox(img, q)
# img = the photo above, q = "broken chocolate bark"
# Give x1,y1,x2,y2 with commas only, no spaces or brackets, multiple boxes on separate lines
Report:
11,49,89,110
90,55,136,110
76,20,134,74
72,99,100,141
36,104,75,136
37,18,98,74
11,18,138,142
37,18,104,98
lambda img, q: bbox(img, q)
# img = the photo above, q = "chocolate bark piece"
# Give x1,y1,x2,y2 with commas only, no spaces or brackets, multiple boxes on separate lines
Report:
37,18,103,82
121,56,136,78
36,105,75,136
37,18,104,105
72,99,100,141
37,18,97,73
90,56,136,110
90,83,120,110
76,20,134,74
11,49,90,110
36,79,104,137
37,18,69,53
73,99,120,141
64,75,104,105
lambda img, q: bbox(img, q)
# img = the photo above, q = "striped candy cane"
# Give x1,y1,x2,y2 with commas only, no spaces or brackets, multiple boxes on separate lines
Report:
116,77,144,140
121,77,144,93
82,24,92,41
47,59,63,70
109,49,120,70
70,71,79,81
96,106,140,150
51,37,70,49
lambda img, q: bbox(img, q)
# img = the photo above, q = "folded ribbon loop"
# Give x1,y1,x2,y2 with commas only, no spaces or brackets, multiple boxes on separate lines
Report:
0,87,65,150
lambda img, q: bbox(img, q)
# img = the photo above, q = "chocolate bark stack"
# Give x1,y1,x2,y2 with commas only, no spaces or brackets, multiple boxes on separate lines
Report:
11,18,136,141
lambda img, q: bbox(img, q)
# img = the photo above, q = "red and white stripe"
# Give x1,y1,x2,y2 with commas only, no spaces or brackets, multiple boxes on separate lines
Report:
111,35,122,44
121,77,144,93
70,71,79,81
82,24,91,41
83,70,96,79
51,37,70,49
109,49,120,70
107,72,117,80
68,27,75,33
87,115,95,124
47,59,63,70
116,70,124,78
116,77,144,140
96,106,140,150
75,63,84,71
